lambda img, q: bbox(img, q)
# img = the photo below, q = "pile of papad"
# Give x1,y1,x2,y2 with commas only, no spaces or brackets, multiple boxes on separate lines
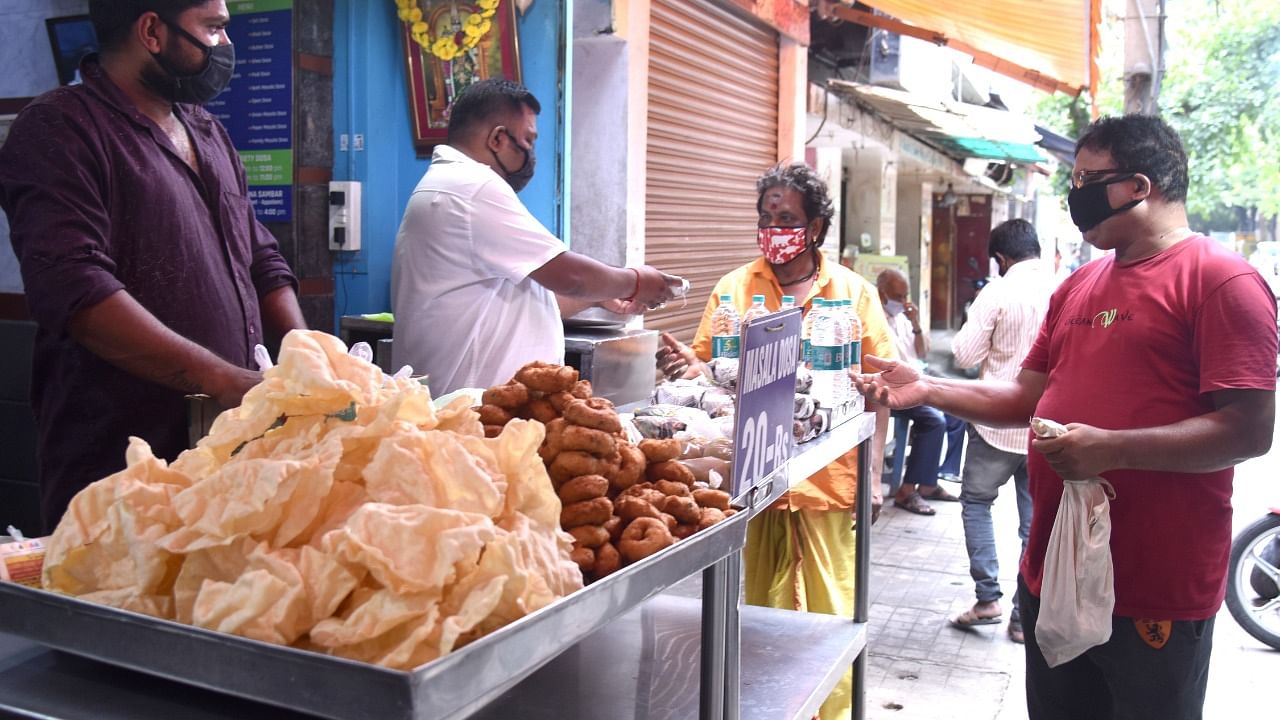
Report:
41,330,582,670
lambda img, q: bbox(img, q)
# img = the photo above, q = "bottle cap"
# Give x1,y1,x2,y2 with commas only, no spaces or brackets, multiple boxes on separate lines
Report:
751,294,765,303
781,295,795,304
719,294,733,302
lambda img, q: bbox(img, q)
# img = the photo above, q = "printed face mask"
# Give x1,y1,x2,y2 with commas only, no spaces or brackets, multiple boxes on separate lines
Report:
883,299,905,316
150,19,235,104
492,129,536,192
757,226,809,265
1067,174,1142,232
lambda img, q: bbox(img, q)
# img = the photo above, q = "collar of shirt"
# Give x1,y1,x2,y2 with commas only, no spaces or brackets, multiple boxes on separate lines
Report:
431,143,477,166
1001,258,1046,282
745,254,834,308
78,55,215,151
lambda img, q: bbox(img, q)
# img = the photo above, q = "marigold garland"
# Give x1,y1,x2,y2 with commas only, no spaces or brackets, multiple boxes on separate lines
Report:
395,0,498,62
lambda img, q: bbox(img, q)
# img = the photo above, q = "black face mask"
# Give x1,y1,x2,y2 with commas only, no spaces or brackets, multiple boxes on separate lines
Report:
149,19,235,105
491,129,536,192
1067,174,1143,232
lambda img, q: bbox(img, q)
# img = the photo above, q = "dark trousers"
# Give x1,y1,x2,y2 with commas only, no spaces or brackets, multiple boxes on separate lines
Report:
892,405,952,488
1018,576,1214,720
938,413,967,476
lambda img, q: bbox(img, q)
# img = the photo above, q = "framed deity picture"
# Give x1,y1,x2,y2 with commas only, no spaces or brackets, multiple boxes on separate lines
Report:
395,0,522,156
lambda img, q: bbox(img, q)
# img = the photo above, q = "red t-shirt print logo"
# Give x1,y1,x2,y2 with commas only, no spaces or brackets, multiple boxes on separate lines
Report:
1065,309,1135,328
1091,308,1134,328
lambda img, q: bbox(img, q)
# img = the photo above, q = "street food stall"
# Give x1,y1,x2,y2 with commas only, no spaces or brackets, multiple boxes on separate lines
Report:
0,317,877,720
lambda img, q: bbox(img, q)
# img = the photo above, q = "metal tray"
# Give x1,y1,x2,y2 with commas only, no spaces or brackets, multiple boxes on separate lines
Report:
0,507,748,720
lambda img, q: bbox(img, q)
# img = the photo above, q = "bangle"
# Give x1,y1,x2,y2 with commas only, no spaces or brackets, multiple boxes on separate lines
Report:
624,268,641,302
912,328,923,335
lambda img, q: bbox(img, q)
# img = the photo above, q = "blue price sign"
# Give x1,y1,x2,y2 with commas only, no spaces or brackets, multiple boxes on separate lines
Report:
209,1,293,222
731,307,802,498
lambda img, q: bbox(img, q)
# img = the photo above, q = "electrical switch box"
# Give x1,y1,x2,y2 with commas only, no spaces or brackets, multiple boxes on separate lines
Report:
328,180,361,251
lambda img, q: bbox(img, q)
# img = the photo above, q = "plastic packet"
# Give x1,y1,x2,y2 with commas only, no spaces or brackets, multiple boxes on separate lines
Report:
653,383,706,408
348,341,374,364
0,530,46,588
701,357,739,389
668,275,691,309
1031,417,1117,667
253,344,274,371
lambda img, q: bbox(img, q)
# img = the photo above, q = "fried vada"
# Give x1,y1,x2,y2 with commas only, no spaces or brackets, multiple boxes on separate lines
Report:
557,474,609,504
619,517,674,563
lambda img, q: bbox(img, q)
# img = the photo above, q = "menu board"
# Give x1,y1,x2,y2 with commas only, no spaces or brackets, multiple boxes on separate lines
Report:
208,0,293,222
730,307,802,498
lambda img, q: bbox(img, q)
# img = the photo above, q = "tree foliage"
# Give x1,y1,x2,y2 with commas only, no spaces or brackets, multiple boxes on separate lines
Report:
1033,0,1280,231
1163,0,1280,227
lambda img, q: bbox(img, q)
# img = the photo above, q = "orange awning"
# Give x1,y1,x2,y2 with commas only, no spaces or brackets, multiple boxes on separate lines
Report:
825,0,1101,98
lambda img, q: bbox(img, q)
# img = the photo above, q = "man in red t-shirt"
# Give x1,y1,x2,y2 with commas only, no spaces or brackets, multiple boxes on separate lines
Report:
855,114,1276,720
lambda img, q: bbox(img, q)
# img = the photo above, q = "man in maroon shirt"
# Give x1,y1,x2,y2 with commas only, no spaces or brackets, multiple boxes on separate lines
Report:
855,115,1276,719
0,0,305,532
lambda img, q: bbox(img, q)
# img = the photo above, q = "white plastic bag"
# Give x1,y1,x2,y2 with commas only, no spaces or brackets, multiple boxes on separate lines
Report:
1031,417,1117,668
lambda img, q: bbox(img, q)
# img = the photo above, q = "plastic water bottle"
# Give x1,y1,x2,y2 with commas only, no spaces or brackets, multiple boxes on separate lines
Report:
832,300,851,403
810,301,843,407
710,294,741,359
802,297,824,365
741,294,770,325
840,299,861,402
844,298,865,371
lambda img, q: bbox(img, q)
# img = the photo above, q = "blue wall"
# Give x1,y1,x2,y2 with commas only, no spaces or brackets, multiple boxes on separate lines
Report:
331,0,568,330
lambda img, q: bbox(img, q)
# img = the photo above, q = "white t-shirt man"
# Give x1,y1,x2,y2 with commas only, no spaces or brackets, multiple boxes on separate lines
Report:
391,144,567,396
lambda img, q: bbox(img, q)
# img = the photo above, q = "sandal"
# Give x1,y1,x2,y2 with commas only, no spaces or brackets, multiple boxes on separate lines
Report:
894,492,936,516
950,607,1003,627
919,486,959,502
1008,617,1025,643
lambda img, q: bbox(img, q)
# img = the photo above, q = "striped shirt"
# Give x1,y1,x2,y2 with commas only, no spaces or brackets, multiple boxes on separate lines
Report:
951,259,1057,454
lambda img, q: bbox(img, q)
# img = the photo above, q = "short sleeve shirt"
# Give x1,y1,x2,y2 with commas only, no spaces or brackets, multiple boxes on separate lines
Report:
391,145,566,396
1020,234,1277,619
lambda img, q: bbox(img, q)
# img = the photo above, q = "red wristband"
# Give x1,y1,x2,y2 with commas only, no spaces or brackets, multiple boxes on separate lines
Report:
624,267,641,302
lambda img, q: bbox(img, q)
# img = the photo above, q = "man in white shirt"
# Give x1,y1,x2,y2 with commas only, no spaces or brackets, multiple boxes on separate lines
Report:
876,269,964,515
391,79,676,396
947,219,1056,643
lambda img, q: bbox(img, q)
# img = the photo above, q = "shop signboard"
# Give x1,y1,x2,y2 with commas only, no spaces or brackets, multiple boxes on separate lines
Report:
730,307,801,498
209,0,293,222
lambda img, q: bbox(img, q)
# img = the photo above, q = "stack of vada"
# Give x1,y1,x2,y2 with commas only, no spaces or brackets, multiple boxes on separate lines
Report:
478,361,734,583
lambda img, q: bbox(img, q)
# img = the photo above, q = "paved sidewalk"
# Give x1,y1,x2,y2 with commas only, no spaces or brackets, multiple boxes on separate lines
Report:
864,476,1027,720
862,331,1280,718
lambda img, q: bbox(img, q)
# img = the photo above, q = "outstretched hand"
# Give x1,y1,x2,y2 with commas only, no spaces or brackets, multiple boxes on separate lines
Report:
655,331,700,381
851,354,930,410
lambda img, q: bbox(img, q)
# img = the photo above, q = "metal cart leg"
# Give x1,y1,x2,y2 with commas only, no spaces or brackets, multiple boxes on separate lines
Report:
722,551,742,720
700,558,729,720
852,434,872,720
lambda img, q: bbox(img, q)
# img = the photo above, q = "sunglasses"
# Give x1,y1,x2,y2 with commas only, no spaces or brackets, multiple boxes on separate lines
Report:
1070,168,1138,189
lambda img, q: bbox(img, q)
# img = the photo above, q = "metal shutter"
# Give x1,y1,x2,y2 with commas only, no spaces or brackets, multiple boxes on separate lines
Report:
644,0,779,341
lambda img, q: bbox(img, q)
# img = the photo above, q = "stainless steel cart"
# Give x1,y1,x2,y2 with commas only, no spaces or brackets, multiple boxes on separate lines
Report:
0,413,878,720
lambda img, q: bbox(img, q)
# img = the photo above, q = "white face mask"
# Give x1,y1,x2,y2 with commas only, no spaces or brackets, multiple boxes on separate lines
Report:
884,299,905,316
